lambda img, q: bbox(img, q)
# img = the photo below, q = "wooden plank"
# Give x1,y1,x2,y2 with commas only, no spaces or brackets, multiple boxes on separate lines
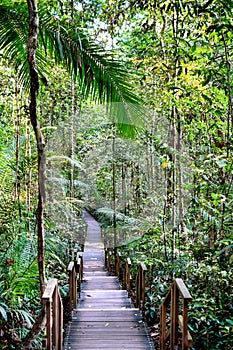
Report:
67,261,74,271
175,278,192,301
73,309,141,314
64,344,153,350
42,278,57,301
140,262,147,271
68,328,150,335
68,334,151,340
126,257,131,265
68,321,148,329
81,290,128,298
72,316,143,322
160,304,167,350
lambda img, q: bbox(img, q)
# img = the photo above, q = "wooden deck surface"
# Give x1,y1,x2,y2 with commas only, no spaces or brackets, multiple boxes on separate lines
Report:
64,211,155,350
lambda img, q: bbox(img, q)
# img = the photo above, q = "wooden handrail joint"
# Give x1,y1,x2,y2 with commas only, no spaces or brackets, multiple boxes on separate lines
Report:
42,278,63,350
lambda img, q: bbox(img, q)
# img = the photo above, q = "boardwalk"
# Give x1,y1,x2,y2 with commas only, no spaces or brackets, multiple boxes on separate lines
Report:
64,211,155,350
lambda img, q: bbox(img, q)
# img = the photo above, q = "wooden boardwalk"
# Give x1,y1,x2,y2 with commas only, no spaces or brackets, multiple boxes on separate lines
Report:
64,211,155,350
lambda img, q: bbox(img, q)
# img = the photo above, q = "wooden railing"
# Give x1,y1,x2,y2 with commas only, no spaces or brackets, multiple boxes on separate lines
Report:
135,262,147,315
105,249,146,314
42,278,63,350
105,250,193,348
42,251,84,349
124,257,131,297
68,252,84,313
116,251,121,279
160,278,193,350
74,252,83,297
68,261,77,311
105,248,115,274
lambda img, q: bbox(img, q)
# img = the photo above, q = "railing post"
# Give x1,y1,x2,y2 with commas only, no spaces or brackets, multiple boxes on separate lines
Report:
53,284,63,349
160,279,192,350
59,290,63,350
68,261,77,312
136,262,147,314
54,285,59,349
176,278,192,350
136,268,139,308
124,258,131,296
79,253,84,281
160,303,166,350
106,249,114,274
116,251,121,280
182,298,189,350
141,262,147,315
171,282,179,349
42,279,63,350
104,248,108,268
45,299,52,350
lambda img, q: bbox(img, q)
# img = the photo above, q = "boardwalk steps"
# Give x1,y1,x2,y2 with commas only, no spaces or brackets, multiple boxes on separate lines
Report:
42,211,193,349
64,212,155,350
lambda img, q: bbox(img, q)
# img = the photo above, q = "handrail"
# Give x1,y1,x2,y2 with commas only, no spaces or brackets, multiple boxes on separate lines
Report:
105,249,147,313
41,247,84,349
42,278,63,350
105,248,114,274
160,278,193,350
67,251,84,314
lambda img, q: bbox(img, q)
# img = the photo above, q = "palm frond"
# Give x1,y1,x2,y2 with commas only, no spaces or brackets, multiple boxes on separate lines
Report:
0,3,49,88
0,3,145,137
38,13,145,136
12,308,34,328
47,155,83,169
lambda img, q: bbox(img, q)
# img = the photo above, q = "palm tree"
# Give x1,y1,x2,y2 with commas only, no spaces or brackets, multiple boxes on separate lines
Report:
0,0,143,345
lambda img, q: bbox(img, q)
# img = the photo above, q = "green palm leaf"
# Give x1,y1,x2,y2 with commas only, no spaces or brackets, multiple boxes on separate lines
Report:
0,3,145,137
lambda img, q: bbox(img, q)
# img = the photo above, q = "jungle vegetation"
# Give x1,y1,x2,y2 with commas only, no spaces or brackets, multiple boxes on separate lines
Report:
0,1,233,349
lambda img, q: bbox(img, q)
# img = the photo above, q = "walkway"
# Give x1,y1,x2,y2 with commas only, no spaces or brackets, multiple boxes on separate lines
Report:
64,211,155,350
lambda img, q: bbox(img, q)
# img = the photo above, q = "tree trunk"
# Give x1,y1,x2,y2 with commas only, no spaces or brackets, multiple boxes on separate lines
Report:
112,125,117,271
27,0,46,299
69,81,75,198
15,77,22,221
177,112,185,231
26,117,32,234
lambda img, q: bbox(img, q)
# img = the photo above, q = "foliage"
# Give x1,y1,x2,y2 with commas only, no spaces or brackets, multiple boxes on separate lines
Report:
0,0,233,349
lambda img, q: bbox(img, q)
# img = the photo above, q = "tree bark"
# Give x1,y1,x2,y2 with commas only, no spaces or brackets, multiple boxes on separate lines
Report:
15,77,22,221
27,0,46,299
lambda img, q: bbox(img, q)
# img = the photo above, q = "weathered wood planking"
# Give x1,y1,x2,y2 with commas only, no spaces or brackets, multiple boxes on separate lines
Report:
64,211,154,350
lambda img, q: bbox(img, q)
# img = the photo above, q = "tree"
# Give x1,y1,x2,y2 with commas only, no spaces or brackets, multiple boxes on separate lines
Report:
0,0,144,345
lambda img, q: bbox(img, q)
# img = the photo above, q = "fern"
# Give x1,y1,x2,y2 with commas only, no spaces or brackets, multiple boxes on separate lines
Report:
200,208,221,229
12,309,34,328
0,302,9,321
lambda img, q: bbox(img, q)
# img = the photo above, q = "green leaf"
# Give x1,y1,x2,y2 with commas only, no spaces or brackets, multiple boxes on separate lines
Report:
216,159,228,168
0,304,8,321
